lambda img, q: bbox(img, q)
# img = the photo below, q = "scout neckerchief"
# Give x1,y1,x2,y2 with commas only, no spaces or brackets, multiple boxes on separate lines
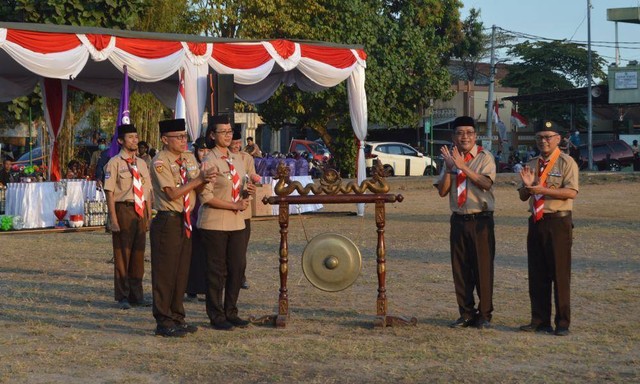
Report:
175,158,191,238
123,156,145,218
221,154,240,203
456,146,483,208
533,147,561,222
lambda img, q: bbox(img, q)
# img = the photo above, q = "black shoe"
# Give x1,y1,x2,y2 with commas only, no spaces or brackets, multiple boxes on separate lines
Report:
131,299,152,307
241,281,250,290
519,323,553,333
227,316,250,328
449,316,476,328
476,319,491,329
155,325,187,338
554,327,570,336
117,299,131,310
177,323,198,333
211,320,235,331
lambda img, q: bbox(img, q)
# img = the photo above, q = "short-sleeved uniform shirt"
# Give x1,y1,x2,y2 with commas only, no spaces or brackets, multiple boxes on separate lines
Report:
435,145,497,214
151,149,200,212
236,151,257,221
197,147,247,231
524,152,579,213
103,150,152,203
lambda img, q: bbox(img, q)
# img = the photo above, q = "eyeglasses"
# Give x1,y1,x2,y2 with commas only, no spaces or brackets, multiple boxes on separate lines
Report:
165,134,188,141
454,130,475,137
216,130,233,136
535,134,559,142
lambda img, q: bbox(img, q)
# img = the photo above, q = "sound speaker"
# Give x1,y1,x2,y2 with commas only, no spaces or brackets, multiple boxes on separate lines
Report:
208,72,235,125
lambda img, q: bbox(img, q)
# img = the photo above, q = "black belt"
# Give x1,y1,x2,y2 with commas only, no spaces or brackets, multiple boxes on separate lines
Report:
155,210,182,217
116,201,136,207
534,211,571,219
453,211,493,221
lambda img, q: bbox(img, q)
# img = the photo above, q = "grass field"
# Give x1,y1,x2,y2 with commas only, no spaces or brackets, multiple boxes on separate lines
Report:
1,174,639,383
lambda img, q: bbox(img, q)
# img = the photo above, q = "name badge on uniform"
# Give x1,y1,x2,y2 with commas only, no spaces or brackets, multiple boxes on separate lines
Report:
549,171,562,177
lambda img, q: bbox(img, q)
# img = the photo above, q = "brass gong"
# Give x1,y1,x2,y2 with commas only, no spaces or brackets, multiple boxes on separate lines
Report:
301,233,362,292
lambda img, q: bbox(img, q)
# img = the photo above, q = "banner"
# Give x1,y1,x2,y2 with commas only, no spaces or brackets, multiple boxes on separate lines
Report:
109,65,130,157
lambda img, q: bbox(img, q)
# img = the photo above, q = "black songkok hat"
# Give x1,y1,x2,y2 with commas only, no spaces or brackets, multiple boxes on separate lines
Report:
117,124,137,138
232,130,242,140
159,119,186,134
193,137,211,149
208,114,230,129
534,120,561,133
452,116,476,130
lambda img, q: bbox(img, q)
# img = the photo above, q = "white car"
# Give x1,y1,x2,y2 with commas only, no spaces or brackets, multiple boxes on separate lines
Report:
365,142,438,176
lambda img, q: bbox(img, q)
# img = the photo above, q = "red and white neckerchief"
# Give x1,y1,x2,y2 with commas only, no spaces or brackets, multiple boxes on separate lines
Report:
222,155,240,203
533,147,561,222
456,152,474,208
176,158,191,238
124,156,145,218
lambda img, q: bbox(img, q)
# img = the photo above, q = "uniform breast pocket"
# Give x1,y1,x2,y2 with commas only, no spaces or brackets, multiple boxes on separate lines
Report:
118,171,133,181
546,175,562,189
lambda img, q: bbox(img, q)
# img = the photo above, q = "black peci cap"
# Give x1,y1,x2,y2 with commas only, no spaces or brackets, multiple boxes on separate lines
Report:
117,124,137,138
232,130,242,140
452,116,475,130
208,114,230,128
159,119,186,135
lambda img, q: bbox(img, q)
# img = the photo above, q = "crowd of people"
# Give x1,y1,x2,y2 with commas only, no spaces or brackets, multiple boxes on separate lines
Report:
436,116,578,336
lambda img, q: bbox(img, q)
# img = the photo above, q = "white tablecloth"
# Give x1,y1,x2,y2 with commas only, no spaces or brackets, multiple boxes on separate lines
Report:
268,176,323,215
5,180,99,229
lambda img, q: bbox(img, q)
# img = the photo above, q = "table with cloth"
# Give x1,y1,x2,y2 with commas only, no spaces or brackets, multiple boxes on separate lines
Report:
4,180,101,229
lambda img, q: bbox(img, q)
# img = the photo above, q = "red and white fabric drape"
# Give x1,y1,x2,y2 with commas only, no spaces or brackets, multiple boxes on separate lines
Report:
0,25,367,185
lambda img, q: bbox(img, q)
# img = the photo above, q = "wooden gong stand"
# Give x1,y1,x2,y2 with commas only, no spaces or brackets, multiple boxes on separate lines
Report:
253,162,417,328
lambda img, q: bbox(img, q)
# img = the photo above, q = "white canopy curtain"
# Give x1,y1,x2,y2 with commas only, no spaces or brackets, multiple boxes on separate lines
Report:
0,22,368,192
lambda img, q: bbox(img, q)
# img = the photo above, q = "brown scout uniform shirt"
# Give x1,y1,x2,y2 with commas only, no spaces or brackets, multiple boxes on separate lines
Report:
524,152,579,213
238,151,257,221
435,145,496,214
150,149,199,212
103,150,152,203
197,147,247,231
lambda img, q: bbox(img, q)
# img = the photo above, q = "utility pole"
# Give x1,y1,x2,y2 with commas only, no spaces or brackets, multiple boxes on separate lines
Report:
587,0,594,170
486,24,496,152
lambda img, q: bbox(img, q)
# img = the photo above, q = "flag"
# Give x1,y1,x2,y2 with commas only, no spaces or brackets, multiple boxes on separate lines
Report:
510,108,528,129
175,68,186,120
492,99,501,123
109,65,130,157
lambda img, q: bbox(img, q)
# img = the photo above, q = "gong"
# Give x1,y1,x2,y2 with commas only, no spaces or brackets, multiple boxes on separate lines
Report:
301,233,362,292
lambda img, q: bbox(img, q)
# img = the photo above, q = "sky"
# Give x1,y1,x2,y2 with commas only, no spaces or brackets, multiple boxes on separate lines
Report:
461,0,640,65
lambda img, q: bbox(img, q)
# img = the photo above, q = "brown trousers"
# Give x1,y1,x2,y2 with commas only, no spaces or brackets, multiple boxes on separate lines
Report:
450,214,495,321
201,228,246,323
150,212,192,328
112,202,147,303
527,214,572,329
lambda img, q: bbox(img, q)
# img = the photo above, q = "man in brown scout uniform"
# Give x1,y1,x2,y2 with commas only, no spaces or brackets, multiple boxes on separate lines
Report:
229,128,260,290
199,115,252,331
104,124,153,310
435,116,496,330
518,120,579,336
150,118,217,337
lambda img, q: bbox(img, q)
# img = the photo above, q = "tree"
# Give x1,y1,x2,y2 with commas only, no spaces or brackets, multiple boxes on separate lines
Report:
450,9,516,83
192,0,463,176
501,40,607,126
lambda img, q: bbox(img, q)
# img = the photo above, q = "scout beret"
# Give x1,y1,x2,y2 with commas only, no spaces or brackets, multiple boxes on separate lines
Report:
159,119,186,134
534,120,561,133
452,116,475,130
193,137,212,149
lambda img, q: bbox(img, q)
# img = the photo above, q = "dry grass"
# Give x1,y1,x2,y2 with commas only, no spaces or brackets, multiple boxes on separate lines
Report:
1,173,639,383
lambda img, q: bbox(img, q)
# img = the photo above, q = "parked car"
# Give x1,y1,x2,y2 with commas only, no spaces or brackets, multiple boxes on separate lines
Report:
289,139,331,162
365,141,437,176
578,140,634,171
